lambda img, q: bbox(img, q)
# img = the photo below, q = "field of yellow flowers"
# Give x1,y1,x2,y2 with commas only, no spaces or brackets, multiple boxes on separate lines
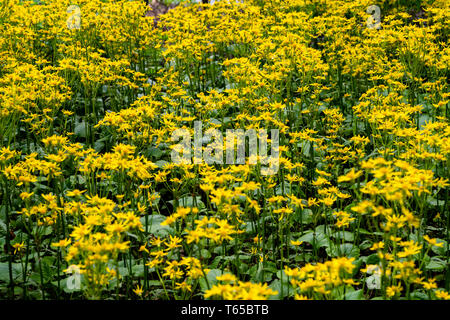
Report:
0,0,449,300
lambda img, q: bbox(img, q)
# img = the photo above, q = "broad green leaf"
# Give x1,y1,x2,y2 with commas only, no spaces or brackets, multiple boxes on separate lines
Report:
331,231,354,242
140,214,174,237
344,289,364,300
425,257,446,271
199,269,223,293
0,263,30,282
298,230,330,249
326,243,360,258
430,239,448,256
74,121,87,138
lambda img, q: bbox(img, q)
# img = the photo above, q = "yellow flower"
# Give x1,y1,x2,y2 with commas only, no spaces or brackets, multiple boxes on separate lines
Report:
435,290,450,300
421,278,437,290
423,235,444,247
133,284,143,296
370,242,384,251
139,245,149,254
253,235,262,243
66,189,86,197
12,242,25,254
337,168,363,183
290,240,304,246
19,192,34,200
176,282,192,292
51,239,71,248
217,274,237,283
386,284,403,298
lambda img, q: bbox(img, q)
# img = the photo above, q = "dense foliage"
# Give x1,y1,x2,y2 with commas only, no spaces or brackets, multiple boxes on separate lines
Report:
0,0,449,300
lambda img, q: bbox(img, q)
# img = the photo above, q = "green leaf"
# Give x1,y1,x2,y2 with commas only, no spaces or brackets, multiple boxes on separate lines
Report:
411,290,429,300
69,175,87,186
0,262,30,282
294,209,313,225
118,267,129,277
94,140,105,152
427,198,445,207
331,231,354,242
140,214,174,237
0,219,6,236
298,230,330,249
326,243,360,258
359,240,373,250
209,256,223,269
268,279,283,299
252,262,264,282
40,256,57,282
430,239,448,256
169,195,205,209
147,280,162,287
275,182,291,195
74,121,87,138
344,288,364,300
199,269,223,292
148,146,164,159
132,264,145,277
238,262,249,274
155,160,169,168
276,269,290,284
366,253,380,265
425,257,446,271
200,249,211,259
